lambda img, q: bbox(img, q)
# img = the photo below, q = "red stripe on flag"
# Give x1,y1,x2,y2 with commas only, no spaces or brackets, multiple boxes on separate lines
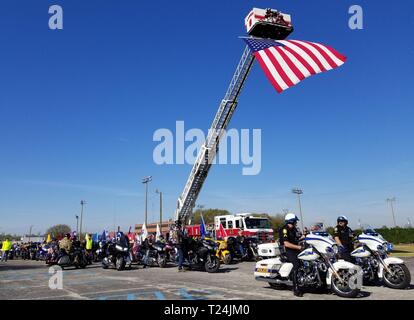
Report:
264,48,294,88
254,52,283,93
275,47,305,81
282,45,316,75
303,41,338,68
322,44,347,62
288,40,326,72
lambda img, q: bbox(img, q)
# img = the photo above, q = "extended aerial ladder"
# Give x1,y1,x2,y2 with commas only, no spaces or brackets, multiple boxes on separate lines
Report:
174,8,294,226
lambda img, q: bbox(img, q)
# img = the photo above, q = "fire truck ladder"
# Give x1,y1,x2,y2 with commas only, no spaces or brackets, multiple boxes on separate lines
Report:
175,45,255,225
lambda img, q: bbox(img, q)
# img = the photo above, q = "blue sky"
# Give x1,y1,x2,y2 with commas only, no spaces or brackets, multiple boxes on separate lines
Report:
0,0,413,234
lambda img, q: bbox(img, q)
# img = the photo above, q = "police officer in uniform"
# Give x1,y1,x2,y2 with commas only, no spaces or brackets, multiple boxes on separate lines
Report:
279,213,304,297
333,215,354,262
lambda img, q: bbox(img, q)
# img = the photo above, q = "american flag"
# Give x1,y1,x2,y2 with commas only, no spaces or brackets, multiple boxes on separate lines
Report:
244,38,347,93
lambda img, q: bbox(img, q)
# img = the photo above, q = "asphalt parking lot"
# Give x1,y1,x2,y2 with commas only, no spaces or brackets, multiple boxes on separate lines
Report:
1,258,413,300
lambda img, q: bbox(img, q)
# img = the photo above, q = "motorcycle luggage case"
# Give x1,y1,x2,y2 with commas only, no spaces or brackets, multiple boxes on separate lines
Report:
258,242,280,258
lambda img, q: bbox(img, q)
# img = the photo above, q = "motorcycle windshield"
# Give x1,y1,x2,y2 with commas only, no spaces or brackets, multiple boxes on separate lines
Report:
309,225,335,243
360,224,385,241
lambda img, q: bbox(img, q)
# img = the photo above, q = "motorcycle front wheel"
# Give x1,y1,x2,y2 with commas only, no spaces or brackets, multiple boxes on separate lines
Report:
158,255,167,268
116,256,126,271
331,269,360,298
205,255,220,273
383,264,411,289
223,253,232,265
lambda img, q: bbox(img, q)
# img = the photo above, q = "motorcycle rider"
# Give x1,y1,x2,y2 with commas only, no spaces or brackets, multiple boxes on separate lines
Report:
236,230,246,258
333,216,354,262
59,233,73,256
172,221,186,272
279,213,305,297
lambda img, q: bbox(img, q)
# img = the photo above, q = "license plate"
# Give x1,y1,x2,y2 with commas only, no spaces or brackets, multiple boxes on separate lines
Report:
257,267,268,273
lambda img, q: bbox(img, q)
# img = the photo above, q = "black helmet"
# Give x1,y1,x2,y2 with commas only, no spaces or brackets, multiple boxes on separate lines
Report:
65,233,71,238
337,215,348,223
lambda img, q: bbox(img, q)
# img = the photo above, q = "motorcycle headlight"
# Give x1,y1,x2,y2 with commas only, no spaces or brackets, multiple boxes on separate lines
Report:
123,247,128,251
377,244,384,251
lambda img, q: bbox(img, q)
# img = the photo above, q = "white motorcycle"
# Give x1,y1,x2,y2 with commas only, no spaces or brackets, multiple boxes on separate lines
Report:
254,230,363,298
351,227,411,289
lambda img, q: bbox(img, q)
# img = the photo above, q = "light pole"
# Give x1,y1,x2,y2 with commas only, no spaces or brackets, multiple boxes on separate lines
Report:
142,176,152,226
156,189,163,228
292,188,304,232
80,200,87,241
386,197,397,228
28,225,34,242
75,215,79,235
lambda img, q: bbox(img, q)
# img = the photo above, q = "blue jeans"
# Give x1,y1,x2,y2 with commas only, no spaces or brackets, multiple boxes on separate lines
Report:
177,248,184,269
1,251,9,262
239,244,245,256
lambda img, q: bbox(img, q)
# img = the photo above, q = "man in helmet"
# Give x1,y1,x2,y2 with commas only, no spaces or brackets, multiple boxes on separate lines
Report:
279,213,305,297
334,216,354,262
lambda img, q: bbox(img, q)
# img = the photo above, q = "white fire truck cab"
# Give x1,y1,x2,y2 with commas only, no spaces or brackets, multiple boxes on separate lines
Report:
245,8,293,40
215,213,274,242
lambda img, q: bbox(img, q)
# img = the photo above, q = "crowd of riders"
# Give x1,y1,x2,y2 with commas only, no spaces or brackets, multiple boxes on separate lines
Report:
0,214,383,275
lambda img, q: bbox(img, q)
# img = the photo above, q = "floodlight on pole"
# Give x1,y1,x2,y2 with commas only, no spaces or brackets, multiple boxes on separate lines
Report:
79,200,87,241
292,188,304,231
142,176,152,226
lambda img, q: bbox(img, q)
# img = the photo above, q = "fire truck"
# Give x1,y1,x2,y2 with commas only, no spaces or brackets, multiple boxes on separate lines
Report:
173,7,293,243
184,213,274,243
215,213,273,242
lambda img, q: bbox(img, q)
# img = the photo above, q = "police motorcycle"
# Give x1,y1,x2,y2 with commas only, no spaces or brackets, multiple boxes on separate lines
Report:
254,228,363,298
102,232,132,271
183,237,220,273
351,226,411,289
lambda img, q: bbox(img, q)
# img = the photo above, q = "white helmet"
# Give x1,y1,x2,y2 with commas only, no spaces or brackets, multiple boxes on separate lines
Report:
285,213,299,224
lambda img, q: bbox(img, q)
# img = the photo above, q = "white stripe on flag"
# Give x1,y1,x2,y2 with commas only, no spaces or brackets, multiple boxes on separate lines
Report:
290,40,333,71
278,40,322,74
279,47,312,79
311,42,345,67
268,47,300,85
258,50,289,91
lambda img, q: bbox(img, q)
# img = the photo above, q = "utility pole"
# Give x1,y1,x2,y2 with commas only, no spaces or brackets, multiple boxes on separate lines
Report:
28,225,33,242
75,215,79,235
142,176,152,226
386,197,397,228
79,200,86,241
292,188,304,232
156,189,163,228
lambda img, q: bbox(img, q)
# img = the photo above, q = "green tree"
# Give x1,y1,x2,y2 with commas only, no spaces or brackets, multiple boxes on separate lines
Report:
192,208,231,224
45,224,71,238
